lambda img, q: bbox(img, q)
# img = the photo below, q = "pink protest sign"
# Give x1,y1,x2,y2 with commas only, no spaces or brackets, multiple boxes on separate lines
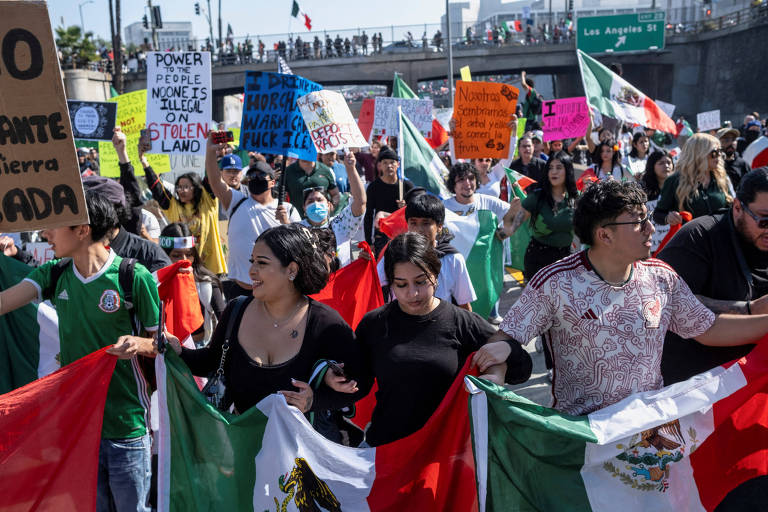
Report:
542,97,590,142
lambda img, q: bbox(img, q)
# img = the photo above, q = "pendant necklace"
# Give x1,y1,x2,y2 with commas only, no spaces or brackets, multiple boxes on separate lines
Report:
263,298,305,339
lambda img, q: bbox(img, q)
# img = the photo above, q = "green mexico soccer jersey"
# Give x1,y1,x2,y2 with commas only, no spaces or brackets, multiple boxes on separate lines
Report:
24,250,160,439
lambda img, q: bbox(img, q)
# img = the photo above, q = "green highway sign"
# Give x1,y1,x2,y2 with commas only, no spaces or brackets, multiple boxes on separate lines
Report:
576,12,666,54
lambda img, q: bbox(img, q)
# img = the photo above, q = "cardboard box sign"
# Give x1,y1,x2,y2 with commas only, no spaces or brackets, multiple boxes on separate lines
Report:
0,0,88,232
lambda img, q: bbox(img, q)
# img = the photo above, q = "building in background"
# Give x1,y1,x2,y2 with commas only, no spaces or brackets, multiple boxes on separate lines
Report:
124,21,195,50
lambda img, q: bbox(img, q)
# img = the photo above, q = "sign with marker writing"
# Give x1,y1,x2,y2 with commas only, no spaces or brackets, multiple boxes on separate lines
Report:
372,97,433,138
696,109,721,132
0,1,88,232
67,100,117,141
542,97,590,142
146,52,211,155
98,90,171,178
298,90,368,153
453,81,518,159
239,71,321,160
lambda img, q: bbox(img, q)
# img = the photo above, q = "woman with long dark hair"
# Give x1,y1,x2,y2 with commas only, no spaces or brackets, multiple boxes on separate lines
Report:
138,144,227,275
577,141,635,189
159,222,225,345
507,151,580,281
623,132,651,177
639,151,675,252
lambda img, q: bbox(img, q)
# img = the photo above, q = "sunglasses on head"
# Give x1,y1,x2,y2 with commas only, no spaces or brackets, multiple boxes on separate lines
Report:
303,186,326,200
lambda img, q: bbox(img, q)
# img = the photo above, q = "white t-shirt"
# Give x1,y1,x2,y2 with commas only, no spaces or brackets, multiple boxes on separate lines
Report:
476,176,501,197
443,194,510,221
299,202,363,267
499,252,715,415
226,188,300,283
377,251,477,306
140,209,161,240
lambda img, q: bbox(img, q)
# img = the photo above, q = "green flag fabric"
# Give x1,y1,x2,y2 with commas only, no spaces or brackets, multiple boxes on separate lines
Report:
398,109,451,198
392,73,418,99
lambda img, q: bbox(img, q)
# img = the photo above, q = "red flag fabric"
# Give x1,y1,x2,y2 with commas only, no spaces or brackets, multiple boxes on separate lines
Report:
428,118,449,149
652,211,692,257
156,261,204,342
0,348,116,512
378,207,407,240
311,241,383,330
514,20,523,32
368,357,480,511
303,14,312,30
357,98,375,142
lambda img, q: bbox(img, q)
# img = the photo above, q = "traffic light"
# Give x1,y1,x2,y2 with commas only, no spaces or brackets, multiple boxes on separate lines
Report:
706,8,712,17
195,3,200,15
568,0,573,12
142,15,148,29
151,6,163,29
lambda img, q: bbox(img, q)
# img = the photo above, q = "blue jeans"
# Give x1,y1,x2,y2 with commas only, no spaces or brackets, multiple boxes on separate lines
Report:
97,434,151,512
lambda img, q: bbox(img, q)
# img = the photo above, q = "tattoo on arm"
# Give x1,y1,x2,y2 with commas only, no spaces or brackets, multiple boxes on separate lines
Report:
695,295,749,315
509,210,527,235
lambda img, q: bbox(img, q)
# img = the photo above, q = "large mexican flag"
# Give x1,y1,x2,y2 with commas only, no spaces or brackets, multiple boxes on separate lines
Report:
577,49,676,134
398,109,452,199
156,350,479,511
467,341,768,511
0,254,60,393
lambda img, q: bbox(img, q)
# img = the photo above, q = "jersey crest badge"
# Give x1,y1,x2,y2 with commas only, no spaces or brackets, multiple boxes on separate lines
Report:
98,289,121,313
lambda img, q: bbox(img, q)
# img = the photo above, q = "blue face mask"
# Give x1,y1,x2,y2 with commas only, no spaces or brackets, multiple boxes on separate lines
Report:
305,202,329,223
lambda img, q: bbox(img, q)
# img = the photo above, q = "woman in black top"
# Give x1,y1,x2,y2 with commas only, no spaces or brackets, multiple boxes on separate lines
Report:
167,224,358,440
326,232,532,447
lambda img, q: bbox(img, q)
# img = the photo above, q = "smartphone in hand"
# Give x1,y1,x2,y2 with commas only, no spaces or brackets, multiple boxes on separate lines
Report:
212,130,234,144
139,129,152,152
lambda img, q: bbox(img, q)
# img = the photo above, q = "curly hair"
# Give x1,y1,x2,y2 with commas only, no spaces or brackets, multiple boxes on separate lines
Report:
255,224,330,295
446,162,479,194
573,180,647,246
675,133,732,211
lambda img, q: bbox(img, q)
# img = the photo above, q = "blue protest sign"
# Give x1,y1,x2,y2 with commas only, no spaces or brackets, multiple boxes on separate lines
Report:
239,71,322,160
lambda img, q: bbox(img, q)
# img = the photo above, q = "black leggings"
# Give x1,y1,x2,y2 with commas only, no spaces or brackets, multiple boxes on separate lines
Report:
523,238,571,282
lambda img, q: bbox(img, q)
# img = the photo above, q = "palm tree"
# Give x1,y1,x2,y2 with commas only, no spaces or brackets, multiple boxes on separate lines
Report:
54,25,99,69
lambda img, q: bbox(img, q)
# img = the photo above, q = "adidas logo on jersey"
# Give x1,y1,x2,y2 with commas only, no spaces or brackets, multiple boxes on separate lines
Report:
58,289,69,300
580,308,598,319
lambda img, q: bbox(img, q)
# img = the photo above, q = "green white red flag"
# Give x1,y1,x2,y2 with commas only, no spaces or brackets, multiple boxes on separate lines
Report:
577,49,676,134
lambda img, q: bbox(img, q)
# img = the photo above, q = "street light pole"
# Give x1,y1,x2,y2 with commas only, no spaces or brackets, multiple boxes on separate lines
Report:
446,0,454,107
78,0,94,35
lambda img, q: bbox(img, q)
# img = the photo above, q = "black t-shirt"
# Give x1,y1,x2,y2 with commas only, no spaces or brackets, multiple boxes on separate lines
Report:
657,212,766,383
724,157,751,189
508,157,547,184
353,300,495,446
180,297,358,413
363,178,414,251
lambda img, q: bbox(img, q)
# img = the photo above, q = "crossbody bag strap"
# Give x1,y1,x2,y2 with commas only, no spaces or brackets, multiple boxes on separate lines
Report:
214,295,249,377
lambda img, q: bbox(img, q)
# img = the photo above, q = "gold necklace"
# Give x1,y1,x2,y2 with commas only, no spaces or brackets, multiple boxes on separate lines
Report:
262,298,305,339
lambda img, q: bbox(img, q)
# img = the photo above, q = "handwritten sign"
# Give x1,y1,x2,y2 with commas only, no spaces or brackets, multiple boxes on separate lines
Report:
67,100,117,141
372,97,433,138
0,1,88,232
655,99,675,119
239,71,322,161
25,241,55,265
146,52,211,155
697,109,721,132
298,90,368,153
542,97,590,142
98,90,171,178
453,81,518,159
357,98,375,142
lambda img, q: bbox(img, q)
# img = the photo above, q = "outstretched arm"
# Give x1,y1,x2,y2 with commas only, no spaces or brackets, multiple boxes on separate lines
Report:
0,281,38,316
204,132,233,210
695,314,768,347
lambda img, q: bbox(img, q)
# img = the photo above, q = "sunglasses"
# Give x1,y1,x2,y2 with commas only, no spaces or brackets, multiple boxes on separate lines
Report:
709,149,724,158
602,214,651,230
741,202,768,229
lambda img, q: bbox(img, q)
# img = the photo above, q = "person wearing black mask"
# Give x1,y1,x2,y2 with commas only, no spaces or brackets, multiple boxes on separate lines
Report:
206,134,300,300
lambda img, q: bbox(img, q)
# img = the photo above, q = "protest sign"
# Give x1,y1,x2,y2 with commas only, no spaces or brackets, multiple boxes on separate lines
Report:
0,1,88,232
541,97,590,142
372,97,432,138
453,81,518,159
298,90,368,153
697,109,721,132
513,117,527,159
67,101,117,141
98,90,171,178
239,71,321,161
25,242,55,265
655,99,675,119
357,98,375,142
146,52,211,155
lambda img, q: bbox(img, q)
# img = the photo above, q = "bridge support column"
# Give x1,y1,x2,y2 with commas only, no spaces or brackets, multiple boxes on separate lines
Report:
213,93,225,123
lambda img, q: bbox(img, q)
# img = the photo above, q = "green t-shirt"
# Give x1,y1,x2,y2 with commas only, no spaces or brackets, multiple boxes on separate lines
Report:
25,251,160,439
284,161,338,218
521,188,575,248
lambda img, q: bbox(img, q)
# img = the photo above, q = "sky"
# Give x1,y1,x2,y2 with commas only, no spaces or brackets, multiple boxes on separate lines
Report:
47,0,449,44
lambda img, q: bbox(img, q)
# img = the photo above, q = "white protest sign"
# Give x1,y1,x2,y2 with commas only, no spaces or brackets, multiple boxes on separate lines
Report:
146,52,211,155
372,97,433,138
697,109,721,132
297,90,369,153
25,242,55,265
655,99,675,119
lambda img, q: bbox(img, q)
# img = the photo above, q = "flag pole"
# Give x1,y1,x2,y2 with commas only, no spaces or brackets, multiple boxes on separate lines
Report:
446,0,454,108
397,106,404,201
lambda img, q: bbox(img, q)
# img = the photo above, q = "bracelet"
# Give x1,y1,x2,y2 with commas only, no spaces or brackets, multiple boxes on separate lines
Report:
746,300,752,315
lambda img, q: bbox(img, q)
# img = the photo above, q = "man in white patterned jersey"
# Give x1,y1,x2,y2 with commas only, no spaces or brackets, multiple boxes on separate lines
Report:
483,180,768,415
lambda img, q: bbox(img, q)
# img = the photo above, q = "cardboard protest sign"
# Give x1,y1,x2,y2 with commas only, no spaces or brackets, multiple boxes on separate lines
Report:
697,109,721,132
541,97,590,142
67,100,117,141
98,90,171,178
298,90,368,153
239,71,322,161
655,99,675,119
0,0,88,232
372,97,433,138
357,98,375,142
146,52,211,155
453,81,518,159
